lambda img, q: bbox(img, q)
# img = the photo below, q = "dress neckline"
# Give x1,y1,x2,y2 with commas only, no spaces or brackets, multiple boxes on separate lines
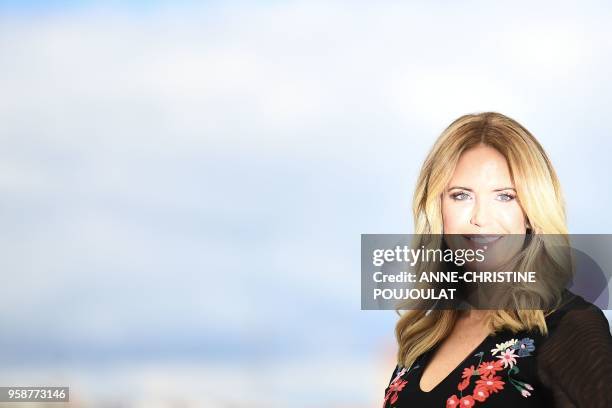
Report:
417,332,491,394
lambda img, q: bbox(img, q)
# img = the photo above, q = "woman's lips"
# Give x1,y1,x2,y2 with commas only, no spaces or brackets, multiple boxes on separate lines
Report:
462,235,503,247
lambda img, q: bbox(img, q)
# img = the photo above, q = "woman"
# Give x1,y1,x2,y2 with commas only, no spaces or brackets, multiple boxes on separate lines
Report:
383,112,612,407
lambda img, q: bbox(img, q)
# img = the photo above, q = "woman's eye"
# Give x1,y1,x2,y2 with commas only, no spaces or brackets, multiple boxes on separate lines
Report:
496,193,516,202
451,192,470,201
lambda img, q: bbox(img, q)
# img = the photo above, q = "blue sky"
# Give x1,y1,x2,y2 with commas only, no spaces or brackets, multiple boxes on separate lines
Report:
1,1,612,406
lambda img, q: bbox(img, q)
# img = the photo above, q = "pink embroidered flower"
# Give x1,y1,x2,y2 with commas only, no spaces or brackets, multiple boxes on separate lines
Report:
472,386,490,402
521,389,532,398
446,395,460,407
477,360,504,377
523,383,534,391
475,375,505,394
497,348,518,368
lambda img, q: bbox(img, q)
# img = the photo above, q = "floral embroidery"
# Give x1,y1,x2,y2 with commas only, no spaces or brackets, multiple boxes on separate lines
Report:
477,360,504,377
457,377,470,391
446,338,536,406
474,375,504,393
472,387,489,402
462,365,476,379
496,348,518,368
490,339,518,356
446,394,475,407
383,364,419,408
506,366,535,398
447,395,460,406
512,338,535,357
383,378,408,407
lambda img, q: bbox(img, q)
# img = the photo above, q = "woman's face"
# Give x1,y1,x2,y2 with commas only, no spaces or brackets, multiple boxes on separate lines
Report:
442,144,527,269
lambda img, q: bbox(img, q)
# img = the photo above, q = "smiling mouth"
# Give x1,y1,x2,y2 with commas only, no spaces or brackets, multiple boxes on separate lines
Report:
463,235,503,245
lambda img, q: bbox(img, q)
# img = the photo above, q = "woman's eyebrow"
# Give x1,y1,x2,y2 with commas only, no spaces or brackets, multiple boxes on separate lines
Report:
447,186,473,192
447,186,516,192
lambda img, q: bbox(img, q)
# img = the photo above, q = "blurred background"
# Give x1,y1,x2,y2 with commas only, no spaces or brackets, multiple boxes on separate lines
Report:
1,0,612,407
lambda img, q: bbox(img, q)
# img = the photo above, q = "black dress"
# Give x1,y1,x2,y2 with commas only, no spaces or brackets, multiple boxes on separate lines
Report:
383,292,612,407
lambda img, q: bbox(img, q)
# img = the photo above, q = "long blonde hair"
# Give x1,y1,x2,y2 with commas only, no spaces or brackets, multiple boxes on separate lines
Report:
396,112,570,369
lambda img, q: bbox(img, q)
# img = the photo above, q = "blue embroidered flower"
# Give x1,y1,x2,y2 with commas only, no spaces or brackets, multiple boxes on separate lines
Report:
512,338,535,357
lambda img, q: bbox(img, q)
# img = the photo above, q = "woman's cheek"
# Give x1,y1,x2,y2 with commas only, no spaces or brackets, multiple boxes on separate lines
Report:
496,202,527,233
442,202,472,232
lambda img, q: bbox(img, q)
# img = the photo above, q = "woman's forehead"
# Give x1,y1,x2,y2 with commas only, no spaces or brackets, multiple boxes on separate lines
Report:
449,146,513,187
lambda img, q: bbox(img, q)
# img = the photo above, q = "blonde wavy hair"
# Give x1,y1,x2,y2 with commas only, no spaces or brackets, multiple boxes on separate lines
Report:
395,112,571,369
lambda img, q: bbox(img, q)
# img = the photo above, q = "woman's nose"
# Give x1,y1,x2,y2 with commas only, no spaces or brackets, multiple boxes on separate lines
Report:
470,201,489,227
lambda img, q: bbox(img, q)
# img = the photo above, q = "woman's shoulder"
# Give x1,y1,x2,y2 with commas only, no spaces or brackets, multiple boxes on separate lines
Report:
539,289,611,368
544,289,610,334
537,290,612,407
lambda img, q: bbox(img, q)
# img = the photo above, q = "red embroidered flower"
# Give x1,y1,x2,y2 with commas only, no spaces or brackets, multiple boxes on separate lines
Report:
446,395,460,407
389,391,401,405
457,377,470,391
477,360,504,377
475,375,505,394
461,365,476,379
382,379,408,407
458,395,475,406
388,378,408,393
472,385,490,402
